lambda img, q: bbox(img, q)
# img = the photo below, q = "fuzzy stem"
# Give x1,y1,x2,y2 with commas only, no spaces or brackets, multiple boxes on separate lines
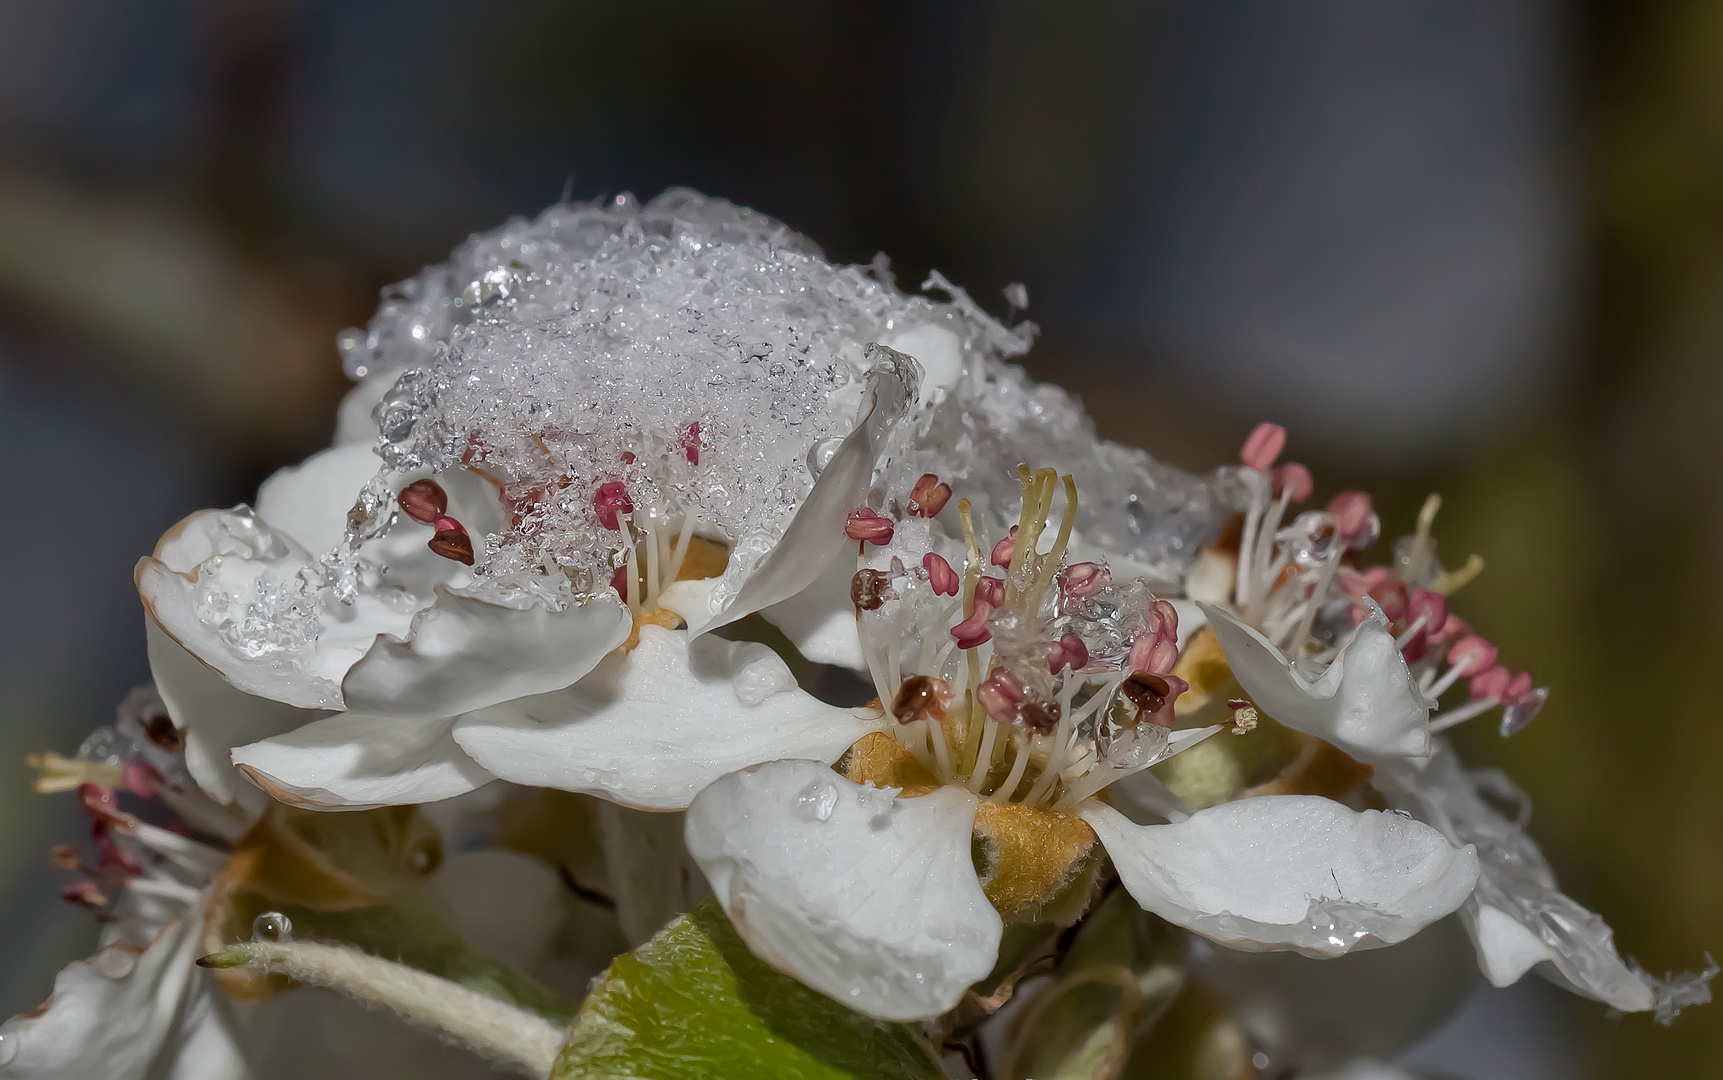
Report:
201,940,563,1079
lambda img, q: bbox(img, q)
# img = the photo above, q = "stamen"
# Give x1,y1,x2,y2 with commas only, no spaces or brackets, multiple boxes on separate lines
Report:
398,479,449,525
680,421,702,465
844,508,895,545
1061,562,1109,598
990,527,1018,568
1274,462,1313,502
891,675,952,724
923,552,960,596
908,473,953,518
1240,422,1287,471
850,568,890,612
992,731,1032,802
951,601,995,649
427,517,475,565
594,481,634,531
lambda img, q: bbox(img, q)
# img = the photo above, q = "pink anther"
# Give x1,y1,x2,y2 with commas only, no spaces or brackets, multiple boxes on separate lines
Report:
1446,635,1499,676
1061,561,1110,599
844,507,895,545
428,516,475,565
594,481,634,531
908,473,953,518
975,666,1025,724
680,421,703,466
1128,599,1180,675
1048,632,1090,674
974,576,1005,608
951,600,996,650
1241,422,1287,471
1469,664,1512,701
990,526,1018,568
1327,491,1377,546
1274,462,1313,502
923,552,960,597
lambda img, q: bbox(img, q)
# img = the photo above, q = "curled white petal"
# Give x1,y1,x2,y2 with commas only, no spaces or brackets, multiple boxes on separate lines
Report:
255,442,382,554
453,626,882,811
231,713,493,809
689,352,913,636
341,589,630,718
685,759,1002,1021
1376,744,1679,1014
759,551,866,669
1081,796,1478,957
1199,602,1433,760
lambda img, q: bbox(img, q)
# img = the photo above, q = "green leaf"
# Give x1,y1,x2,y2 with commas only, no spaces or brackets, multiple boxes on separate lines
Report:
553,901,945,1080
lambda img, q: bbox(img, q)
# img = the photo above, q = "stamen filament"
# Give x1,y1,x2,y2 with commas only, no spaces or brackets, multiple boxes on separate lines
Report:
992,731,1032,802
1428,696,1499,734
967,719,1002,794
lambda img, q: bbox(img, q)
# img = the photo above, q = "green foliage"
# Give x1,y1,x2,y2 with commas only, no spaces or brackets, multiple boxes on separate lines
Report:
553,902,944,1080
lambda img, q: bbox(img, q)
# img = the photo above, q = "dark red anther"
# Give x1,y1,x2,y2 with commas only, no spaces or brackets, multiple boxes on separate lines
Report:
990,527,1018,568
851,568,890,612
1119,671,1187,729
680,421,703,465
594,481,634,531
1019,697,1063,736
620,451,637,465
397,479,449,525
428,516,475,565
950,600,995,650
844,508,895,545
1241,422,1287,471
76,782,135,826
907,473,953,518
611,565,631,603
93,823,142,876
139,712,182,753
974,576,1004,608
923,552,960,596
891,675,953,724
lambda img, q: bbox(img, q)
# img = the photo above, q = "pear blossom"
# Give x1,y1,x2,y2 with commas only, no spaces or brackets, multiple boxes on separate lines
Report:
1185,424,1547,762
681,469,1479,1021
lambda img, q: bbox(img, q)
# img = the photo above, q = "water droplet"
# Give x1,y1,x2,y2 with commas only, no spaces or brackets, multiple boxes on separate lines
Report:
0,1028,17,1066
90,947,137,980
252,911,293,943
807,437,842,479
793,778,839,823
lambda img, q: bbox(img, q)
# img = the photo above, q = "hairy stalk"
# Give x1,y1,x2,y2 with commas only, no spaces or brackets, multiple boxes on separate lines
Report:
201,940,563,1078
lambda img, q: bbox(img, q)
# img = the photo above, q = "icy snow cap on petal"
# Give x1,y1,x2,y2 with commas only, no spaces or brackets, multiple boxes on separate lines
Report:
1377,743,1713,1018
1080,797,1478,956
685,758,1002,1021
453,626,884,811
1200,602,1433,760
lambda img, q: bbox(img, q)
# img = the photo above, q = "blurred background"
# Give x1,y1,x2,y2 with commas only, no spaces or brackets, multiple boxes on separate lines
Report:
0,1,1716,1075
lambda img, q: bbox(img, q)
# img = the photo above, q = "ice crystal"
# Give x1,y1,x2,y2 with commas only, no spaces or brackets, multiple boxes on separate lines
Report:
338,189,1231,599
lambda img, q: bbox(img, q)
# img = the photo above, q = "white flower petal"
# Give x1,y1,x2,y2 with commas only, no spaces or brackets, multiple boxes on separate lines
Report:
1199,602,1433,760
231,713,492,809
1081,796,1478,957
139,509,419,711
689,354,913,636
340,589,630,718
1376,745,1661,1012
145,619,322,812
453,626,882,811
685,759,1003,1021
758,551,865,669
0,898,221,1080
255,443,381,554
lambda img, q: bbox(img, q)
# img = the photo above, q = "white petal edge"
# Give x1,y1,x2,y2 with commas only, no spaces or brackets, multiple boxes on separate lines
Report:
1199,602,1433,760
1081,796,1478,957
255,442,381,555
0,898,216,1080
146,619,323,813
688,352,913,637
231,713,493,810
340,590,631,718
758,550,866,669
685,758,1002,1021
452,625,885,811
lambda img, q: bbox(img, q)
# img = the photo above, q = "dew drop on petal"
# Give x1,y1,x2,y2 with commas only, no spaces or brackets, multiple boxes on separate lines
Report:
252,911,294,943
807,437,842,480
793,778,839,823
0,1029,16,1067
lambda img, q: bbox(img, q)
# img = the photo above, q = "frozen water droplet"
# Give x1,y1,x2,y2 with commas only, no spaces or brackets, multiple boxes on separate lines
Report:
252,911,293,943
855,781,900,823
0,1028,17,1066
90,947,137,980
793,778,839,822
807,437,842,479
75,726,127,766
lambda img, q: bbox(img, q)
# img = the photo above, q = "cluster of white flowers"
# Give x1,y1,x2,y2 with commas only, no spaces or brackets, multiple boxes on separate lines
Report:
4,191,1710,1080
